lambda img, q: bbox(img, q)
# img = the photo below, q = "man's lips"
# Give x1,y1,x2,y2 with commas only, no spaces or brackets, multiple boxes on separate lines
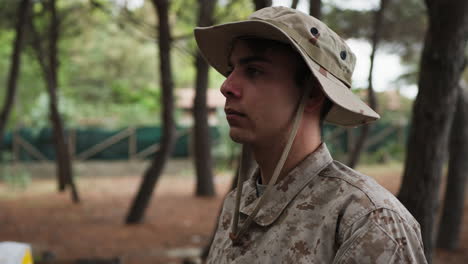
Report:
225,108,246,117
225,108,247,124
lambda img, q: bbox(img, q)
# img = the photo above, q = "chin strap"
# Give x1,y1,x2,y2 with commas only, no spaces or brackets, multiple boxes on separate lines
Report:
229,86,310,243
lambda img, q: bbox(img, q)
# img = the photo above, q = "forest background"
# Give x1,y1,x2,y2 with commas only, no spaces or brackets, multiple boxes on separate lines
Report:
0,0,467,263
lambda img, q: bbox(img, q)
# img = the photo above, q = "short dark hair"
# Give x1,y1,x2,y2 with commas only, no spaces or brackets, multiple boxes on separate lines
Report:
229,37,333,128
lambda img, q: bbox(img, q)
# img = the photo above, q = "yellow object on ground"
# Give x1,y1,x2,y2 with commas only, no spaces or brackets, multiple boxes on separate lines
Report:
0,242,33,264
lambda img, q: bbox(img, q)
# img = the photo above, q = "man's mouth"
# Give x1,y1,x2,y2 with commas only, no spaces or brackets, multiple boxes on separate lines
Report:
225,108,246,117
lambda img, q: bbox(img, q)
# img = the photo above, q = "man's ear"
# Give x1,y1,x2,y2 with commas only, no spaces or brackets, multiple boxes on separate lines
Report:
304,93,324,113
303,75,325,113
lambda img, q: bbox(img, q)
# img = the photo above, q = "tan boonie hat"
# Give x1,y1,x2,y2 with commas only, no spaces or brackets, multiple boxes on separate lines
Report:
194,6,380,127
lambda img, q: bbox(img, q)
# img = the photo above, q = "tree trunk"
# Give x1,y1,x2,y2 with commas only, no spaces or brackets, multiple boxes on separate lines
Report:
347,0,388,168
436,81,468,250
126,0,176,224
253,0,272,10
291,0,300,9
397,0,468,262
0,0,30,154
46,0,79,202
309,0,321,19
29,0,79,201
193,0,216,197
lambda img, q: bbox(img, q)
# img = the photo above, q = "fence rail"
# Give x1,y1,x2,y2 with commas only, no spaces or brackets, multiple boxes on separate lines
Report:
6,127,193,162
3,123,406,162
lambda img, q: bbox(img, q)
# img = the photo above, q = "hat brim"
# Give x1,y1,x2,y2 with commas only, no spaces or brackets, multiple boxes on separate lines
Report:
194,20,380,127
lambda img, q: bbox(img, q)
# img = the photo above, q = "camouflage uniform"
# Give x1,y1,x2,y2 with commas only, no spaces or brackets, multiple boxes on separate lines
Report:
207,144,427,263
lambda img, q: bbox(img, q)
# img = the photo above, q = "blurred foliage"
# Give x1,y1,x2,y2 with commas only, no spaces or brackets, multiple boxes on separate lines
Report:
0,152,31,190
325,0,427,87
325,0,427,59
0,0,256,130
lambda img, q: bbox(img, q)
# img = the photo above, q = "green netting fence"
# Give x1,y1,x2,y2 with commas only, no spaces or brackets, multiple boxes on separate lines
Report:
0,123,407,162
1,126,220,161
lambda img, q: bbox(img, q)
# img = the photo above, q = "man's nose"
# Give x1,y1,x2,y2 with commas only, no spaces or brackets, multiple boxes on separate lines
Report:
220,72,242,98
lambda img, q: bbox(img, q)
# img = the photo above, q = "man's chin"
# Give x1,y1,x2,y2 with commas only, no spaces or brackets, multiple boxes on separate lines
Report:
229,130,251,144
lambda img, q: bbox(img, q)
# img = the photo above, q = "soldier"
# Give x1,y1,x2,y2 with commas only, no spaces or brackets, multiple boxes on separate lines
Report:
194,6,427,263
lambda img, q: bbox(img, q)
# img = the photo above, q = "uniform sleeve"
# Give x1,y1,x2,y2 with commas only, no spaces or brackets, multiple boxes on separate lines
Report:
333,208,427,264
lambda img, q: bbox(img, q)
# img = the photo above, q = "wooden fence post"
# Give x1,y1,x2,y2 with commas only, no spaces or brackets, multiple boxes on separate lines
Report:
69,128,76,160
129,126,136,160
12,130,19,165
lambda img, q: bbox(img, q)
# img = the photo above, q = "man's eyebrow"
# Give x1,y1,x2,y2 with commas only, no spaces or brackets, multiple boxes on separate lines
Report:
227,55,272,68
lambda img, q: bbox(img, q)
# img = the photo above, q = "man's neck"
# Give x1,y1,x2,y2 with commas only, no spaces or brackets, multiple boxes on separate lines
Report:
252,130,322,185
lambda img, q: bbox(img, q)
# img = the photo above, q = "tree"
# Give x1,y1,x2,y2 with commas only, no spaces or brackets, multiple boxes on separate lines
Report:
253,0,271,10
397,0,468,262
324,0,426,63
126,0,176,224
291,0,299,9
193,0,216,197
347,0,388,168
29,0,79,203
0,0,30,153
437,80,468,250
309,0,321,19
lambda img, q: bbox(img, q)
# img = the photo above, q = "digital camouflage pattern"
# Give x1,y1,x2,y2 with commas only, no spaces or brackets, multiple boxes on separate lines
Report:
207,144,427,263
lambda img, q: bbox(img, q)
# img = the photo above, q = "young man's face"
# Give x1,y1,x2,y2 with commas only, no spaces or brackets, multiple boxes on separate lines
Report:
221,39,302,148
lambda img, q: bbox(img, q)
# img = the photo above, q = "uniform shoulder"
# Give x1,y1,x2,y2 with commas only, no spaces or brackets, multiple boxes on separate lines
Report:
317,161,419,230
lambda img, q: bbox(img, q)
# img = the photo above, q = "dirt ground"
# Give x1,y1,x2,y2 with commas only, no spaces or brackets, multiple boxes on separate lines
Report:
0,160,466,264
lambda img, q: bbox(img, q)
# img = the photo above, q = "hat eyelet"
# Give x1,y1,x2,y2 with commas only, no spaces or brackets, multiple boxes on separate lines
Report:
310,27,319,36
340,51,347,60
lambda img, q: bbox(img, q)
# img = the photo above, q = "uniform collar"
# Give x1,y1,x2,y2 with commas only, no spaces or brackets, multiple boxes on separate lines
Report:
239,143,333,226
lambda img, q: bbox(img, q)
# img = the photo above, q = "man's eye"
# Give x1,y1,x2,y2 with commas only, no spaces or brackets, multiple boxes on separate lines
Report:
246,67,261,77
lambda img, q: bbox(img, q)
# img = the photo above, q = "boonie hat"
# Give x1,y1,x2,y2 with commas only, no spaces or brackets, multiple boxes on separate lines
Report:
194,6,380,127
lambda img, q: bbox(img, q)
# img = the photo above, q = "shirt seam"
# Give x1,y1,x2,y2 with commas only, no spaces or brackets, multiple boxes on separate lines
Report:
335,218,400,263
372,219,405,263
339,206,424,257
339,206,407,242
321,173,377,207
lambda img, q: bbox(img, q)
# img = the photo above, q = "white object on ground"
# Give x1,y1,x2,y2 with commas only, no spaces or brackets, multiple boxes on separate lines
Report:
0,242,33,264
